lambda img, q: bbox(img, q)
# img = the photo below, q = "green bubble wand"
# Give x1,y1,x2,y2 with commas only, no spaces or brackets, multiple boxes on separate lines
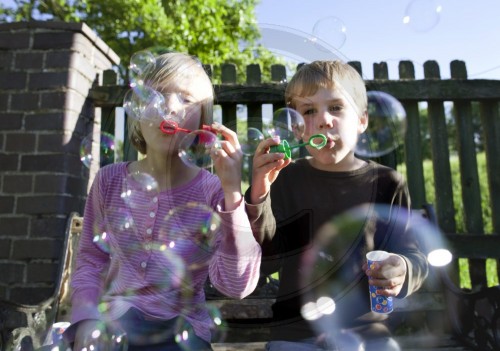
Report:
270,134,327,159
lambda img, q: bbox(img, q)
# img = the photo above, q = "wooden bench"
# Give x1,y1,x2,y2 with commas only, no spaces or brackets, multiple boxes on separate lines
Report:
2,209,499,351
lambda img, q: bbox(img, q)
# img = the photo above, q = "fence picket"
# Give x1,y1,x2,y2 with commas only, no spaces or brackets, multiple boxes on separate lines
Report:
451,60,487,289
399,60,426,208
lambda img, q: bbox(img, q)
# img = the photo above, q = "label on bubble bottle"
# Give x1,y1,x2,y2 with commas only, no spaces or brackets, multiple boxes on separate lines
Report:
366,250,394,314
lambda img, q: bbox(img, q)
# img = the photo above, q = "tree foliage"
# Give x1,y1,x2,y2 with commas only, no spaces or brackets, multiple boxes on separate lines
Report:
0,0,282,82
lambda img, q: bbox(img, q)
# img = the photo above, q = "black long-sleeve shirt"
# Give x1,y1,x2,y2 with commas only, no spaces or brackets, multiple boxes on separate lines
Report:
245,158,428,341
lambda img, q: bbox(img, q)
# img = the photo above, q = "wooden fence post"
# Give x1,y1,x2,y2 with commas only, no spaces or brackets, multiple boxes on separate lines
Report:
220,63,237,131
399,60,426,209
373,61,398,169
450,60,486,288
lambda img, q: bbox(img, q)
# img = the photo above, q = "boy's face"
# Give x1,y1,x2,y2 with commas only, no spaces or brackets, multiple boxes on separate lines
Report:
293,86,367,166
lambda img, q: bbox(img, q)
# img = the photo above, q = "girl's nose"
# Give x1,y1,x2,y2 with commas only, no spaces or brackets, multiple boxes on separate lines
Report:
164,93,183,117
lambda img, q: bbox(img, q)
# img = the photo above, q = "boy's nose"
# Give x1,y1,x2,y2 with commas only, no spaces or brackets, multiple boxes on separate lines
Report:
318,111,334,129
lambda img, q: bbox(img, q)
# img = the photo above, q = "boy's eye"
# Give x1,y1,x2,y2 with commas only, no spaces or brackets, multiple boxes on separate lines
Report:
303,108,316,116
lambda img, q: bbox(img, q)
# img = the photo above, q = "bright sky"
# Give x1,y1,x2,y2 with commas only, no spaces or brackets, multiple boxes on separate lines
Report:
255,0,500,81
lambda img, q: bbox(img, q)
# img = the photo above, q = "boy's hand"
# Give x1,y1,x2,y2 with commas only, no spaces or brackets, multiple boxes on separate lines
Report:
250,137,291,204
363,254,407,297
210,123,243,210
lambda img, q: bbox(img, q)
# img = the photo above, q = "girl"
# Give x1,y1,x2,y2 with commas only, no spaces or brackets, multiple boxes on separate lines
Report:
67,52,261,350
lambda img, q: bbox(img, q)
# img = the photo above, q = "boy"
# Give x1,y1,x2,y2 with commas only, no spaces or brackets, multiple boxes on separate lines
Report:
245,60,428,350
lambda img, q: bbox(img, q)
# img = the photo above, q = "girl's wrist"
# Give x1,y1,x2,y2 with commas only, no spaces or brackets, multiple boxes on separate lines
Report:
224,191,243,211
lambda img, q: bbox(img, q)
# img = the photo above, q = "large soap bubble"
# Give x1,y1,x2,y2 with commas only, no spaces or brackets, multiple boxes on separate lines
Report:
299,203,451,347
355,91,407,158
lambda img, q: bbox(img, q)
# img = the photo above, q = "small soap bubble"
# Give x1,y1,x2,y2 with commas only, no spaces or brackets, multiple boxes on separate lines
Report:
178,130,218,169
121,172,159,209
312,16,347,50
403,0,442,32
355,91,407,158
129,50,156,85
241,127,265,156
80,131,116,168
93,231,110,253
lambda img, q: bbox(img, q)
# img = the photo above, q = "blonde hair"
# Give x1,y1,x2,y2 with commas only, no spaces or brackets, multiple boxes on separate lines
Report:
128,52,214,154
285,60,367,116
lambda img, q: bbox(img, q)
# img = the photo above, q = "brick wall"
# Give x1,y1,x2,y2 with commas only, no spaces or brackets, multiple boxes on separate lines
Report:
0,21,119,304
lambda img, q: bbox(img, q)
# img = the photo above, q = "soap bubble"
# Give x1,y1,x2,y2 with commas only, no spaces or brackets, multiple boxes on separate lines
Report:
80,131,116,168
312,16,347,50
265,108,305,143
129,50,156,85
160,202,220,270
241,127,265,156
299,203,450,345
79,321,128,351
92,231,111,254
178,130,218,168
355,91,407,158
123,85,166,122
121,172,159,209
403,0,442,32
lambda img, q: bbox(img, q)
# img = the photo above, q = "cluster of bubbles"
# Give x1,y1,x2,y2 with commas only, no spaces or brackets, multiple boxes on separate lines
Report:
240,91,407,159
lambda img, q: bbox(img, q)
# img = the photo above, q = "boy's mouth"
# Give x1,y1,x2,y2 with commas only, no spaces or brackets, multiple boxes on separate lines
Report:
326,134,340,148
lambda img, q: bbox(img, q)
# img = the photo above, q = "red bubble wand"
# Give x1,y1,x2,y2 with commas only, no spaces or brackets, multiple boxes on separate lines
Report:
159,120,216,135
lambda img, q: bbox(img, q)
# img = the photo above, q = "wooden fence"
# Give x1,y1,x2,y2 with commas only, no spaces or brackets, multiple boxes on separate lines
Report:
89,59,500,292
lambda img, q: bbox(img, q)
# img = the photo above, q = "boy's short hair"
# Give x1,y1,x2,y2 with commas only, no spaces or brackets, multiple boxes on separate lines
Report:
285,60,367,116
128,52,214,154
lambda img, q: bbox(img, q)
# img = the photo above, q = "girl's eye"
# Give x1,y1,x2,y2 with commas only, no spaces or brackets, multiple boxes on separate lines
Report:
329,105,343,112
303,108,316,116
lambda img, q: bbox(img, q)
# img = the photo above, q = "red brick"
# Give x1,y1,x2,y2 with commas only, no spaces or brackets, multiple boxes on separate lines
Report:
5,133,36,153
0,217,29,237
12,238,63,259
0,113,23,130
16,195,81,215
3,175,33,194
0,263,25,283
0,72,27,89
0,239,12,258
27,262,59,283
15,52,44,70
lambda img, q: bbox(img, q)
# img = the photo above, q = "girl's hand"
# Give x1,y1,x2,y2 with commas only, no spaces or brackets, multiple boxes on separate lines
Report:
250,137,291,204
363,254,407,297
210,123,244,210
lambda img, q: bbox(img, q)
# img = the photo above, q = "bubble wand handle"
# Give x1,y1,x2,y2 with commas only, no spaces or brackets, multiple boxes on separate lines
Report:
270,134,327,160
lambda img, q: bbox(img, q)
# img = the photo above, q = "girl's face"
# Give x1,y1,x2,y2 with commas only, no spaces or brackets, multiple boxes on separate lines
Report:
140,75,212,155
293,86,367,167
